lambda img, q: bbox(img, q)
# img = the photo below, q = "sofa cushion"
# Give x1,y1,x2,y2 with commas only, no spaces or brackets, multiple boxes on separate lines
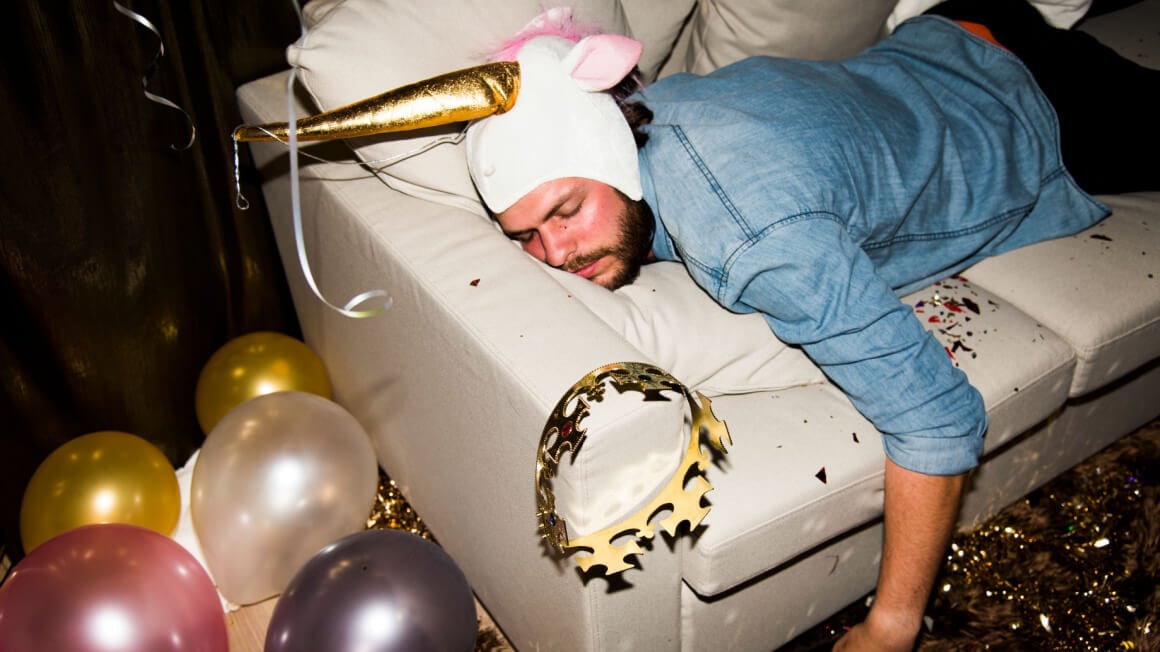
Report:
619,0,698,81
658,0,898,78
681,277,1077,595
964,193,1160,397
1076,0,1160,60
548,262,826,395
900,277,1076,451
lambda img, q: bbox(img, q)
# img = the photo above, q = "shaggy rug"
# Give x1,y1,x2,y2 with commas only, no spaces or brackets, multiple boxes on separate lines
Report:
466,418,1160,651
782,418,1160,652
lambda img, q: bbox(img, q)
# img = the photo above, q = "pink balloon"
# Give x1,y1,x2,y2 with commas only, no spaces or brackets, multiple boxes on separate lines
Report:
0,523,227,652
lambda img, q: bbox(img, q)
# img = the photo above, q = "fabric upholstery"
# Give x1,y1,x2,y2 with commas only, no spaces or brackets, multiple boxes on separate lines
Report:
964,193,1160,396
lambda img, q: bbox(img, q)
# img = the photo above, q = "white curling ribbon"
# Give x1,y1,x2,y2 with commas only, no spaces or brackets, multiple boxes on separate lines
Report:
229,0,391,319
113,1,196,151
231,0,471,319
285,68,393,319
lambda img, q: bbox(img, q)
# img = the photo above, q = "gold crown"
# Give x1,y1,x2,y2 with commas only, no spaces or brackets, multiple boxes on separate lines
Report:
535,362,732,575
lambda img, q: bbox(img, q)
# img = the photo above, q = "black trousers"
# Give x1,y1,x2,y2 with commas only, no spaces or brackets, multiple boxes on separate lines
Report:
925,0,1159,195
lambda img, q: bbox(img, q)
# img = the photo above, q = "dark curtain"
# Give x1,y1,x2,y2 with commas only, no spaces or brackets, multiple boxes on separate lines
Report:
0,1,304,563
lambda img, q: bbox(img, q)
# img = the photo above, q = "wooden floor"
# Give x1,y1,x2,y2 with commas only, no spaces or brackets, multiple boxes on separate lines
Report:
225,599,277,652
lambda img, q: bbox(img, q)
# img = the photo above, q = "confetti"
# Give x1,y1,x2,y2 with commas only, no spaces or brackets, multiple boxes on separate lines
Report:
912,278,999,366
815,467,828,484
470,278,481,287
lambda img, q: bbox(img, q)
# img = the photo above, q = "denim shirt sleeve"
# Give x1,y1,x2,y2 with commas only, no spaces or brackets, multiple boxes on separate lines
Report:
731,215,987,475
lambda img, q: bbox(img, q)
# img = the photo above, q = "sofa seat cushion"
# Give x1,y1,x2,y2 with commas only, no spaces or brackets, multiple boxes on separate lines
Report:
681,384,881,597
900,278,1076,451
680,278,1077,596
964,193,1160,397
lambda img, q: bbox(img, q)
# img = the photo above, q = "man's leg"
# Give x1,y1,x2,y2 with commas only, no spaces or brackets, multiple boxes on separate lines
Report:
927,0,1160,194
834,459,966,651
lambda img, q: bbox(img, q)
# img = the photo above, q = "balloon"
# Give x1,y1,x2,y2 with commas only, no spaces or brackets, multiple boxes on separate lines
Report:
194,331,331,434
190,391,378,605
0,523,227,652
265,529,477,652
19,430,181,553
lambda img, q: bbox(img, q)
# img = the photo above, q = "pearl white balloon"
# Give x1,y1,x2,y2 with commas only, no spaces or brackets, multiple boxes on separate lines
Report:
191,391,379,605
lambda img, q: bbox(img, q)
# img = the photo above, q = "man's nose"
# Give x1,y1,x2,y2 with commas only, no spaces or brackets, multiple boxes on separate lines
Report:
538,227,573,268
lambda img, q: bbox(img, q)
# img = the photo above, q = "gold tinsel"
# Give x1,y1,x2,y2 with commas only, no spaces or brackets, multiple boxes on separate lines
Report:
922,423,1159,651
786,421,1159,651
365,468,431,540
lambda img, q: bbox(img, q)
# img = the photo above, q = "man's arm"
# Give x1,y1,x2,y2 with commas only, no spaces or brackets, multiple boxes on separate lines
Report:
723,220,982,649
835,459,965,651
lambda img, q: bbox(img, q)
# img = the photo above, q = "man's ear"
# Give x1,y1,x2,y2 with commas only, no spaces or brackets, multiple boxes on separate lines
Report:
563,34,644,92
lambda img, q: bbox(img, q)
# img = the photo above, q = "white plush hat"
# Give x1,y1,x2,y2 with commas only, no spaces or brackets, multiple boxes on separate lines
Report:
466,33,644,214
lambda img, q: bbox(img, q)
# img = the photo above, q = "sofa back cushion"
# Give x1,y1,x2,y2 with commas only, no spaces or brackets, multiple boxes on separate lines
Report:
659,0,897,77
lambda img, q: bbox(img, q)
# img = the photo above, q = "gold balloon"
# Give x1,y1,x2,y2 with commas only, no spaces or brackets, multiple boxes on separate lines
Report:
19,430,181,553
194,331,332,434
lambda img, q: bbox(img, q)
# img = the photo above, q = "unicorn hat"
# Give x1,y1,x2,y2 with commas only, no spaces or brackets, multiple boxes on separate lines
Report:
234,9,644,214
464,13,643,213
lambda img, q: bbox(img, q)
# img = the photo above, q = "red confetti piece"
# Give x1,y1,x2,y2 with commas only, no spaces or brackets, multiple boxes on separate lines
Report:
470,278,481,287
929,316,941,323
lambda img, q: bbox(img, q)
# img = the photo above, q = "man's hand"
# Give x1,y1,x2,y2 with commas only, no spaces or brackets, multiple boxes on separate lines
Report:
831,616,920,651
832,457,967,651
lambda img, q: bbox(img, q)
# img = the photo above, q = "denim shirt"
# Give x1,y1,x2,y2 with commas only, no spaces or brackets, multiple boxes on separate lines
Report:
637,16,1108,475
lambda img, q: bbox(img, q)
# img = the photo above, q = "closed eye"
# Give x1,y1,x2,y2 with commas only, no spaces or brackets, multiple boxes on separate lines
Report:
556,201,581,219
501,226,533,243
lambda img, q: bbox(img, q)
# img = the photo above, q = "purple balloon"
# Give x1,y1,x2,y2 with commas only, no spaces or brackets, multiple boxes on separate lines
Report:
0,523,227,652
265,529,477,652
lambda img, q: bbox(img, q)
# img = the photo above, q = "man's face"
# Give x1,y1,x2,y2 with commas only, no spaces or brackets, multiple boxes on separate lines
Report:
496,177,653,290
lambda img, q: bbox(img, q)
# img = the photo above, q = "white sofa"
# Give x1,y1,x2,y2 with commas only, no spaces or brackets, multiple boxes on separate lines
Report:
235,0,1160,649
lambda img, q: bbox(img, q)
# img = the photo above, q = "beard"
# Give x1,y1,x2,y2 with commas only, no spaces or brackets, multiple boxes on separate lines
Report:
564,194,655,290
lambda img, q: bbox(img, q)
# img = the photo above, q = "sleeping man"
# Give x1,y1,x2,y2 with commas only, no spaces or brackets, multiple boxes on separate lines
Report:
463,1,1158,649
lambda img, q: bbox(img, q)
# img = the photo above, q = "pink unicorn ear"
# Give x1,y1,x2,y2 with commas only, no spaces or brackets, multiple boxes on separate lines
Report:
563,34,644,91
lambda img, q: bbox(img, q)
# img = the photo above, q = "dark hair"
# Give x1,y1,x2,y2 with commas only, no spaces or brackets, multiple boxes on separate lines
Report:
609,67,654,148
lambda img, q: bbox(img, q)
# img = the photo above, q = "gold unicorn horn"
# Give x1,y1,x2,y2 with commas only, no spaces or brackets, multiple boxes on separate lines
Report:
233,61,521,143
